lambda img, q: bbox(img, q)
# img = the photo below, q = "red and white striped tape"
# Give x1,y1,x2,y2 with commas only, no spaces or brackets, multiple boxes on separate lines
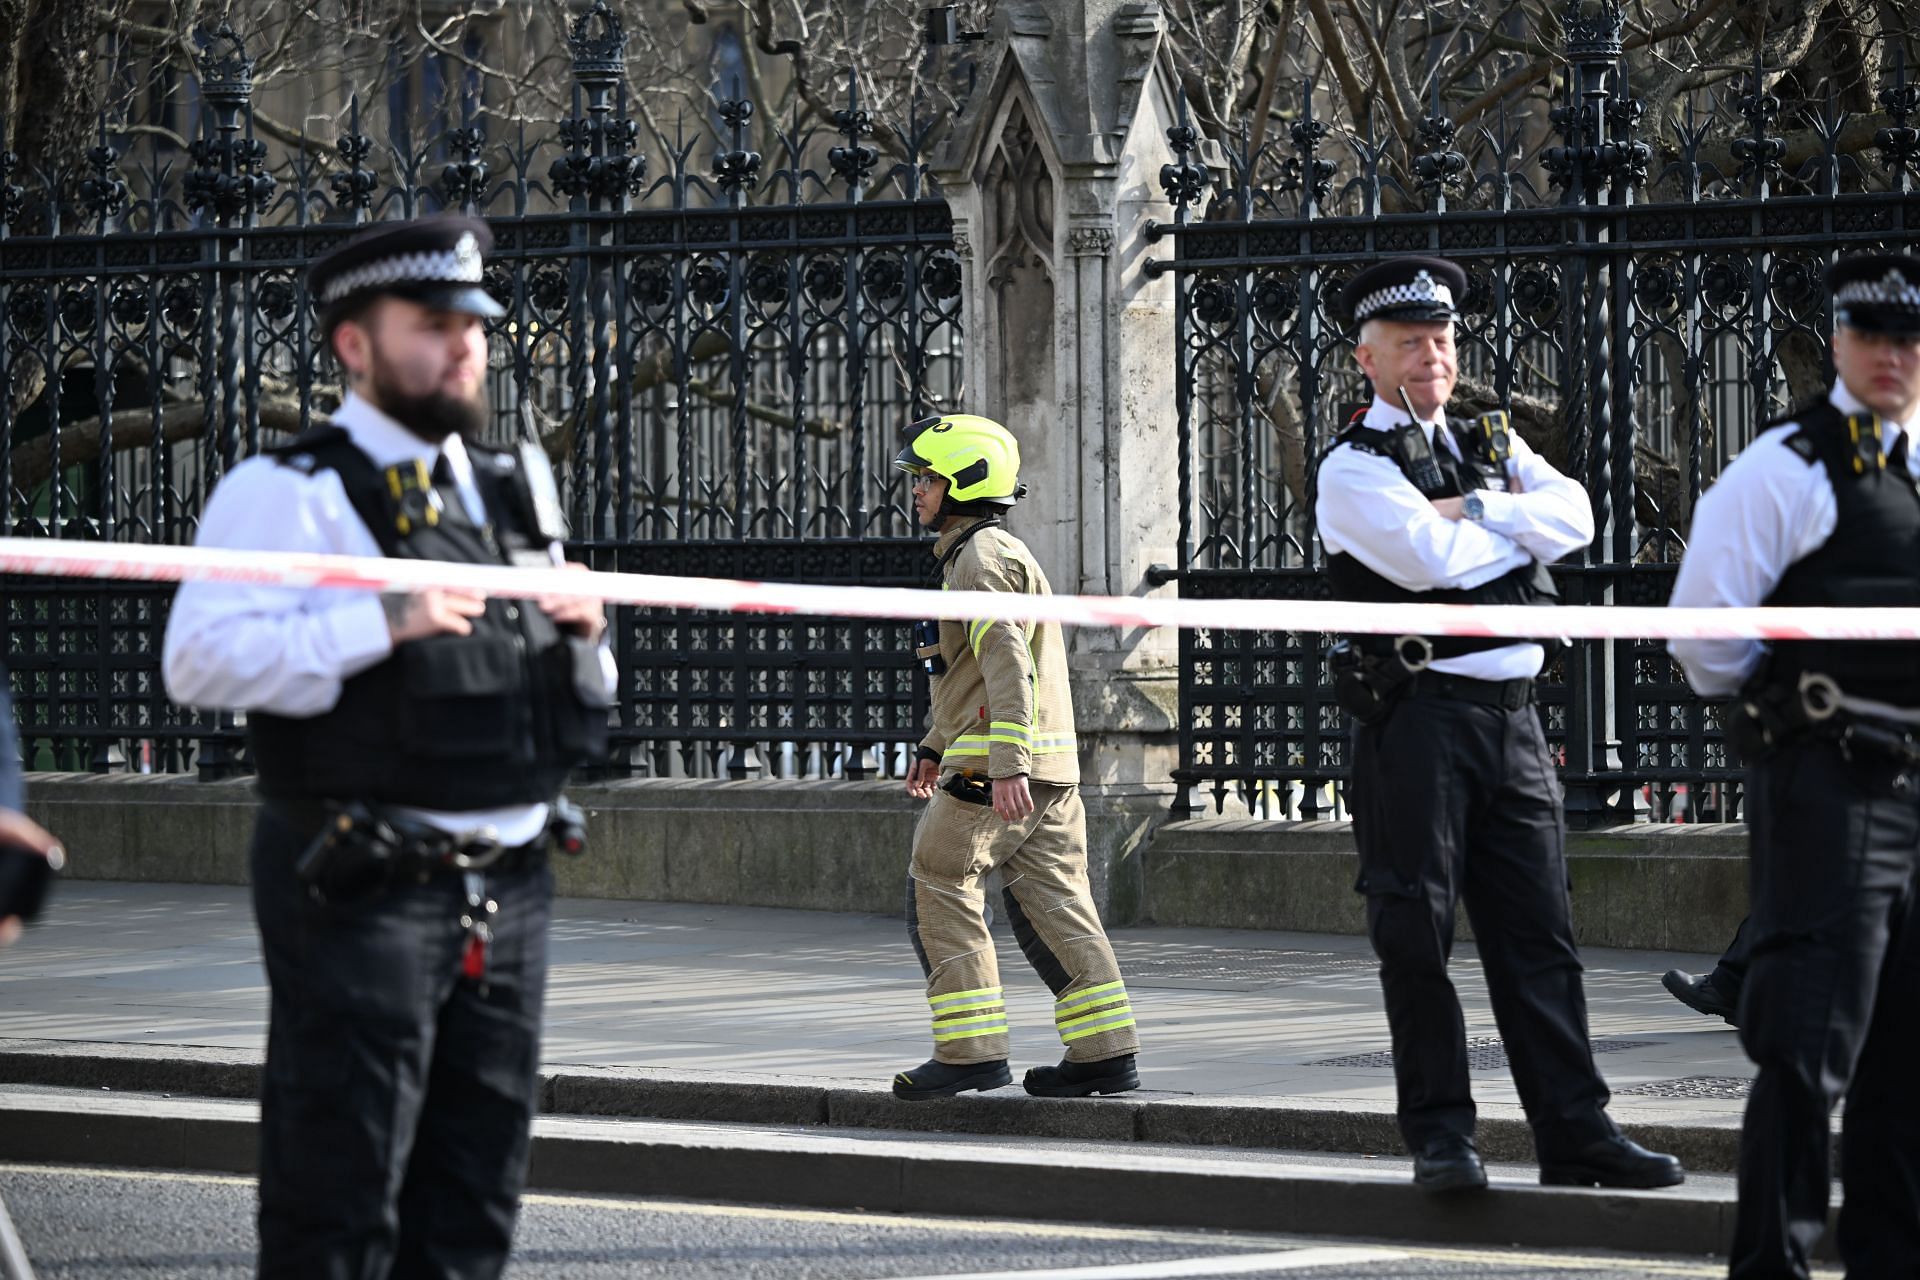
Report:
2,535,1918,642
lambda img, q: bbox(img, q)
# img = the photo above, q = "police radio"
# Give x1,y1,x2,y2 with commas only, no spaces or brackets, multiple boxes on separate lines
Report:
915,620,947,677
1391,386,1449,496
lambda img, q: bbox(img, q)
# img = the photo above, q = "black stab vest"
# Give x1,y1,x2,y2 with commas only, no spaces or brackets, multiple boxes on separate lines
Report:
1758,401,1920,705
248,429,610,809
1320,417,1560,659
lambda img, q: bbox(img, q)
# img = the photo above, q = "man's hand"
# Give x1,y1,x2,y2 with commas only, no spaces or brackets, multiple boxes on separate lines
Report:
383,589,487,644
0,809,63,949
991,773,1035,823
1430,496,1465,521
906,757,939,799
537,562,608,641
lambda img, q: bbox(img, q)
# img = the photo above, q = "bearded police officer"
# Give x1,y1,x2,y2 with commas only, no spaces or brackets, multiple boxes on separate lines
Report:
163,215,613,1279
1670,253,1920,1280
890,414,1142,1101
1314,255,1683,1194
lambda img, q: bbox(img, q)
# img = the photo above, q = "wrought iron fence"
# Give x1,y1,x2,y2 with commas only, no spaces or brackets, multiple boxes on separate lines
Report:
1,3,962,780
1149,16,1920,823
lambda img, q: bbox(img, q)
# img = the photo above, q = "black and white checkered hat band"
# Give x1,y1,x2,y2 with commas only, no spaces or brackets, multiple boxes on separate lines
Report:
1356,277,1455,322
1835,271,1920,312
319,248,484,304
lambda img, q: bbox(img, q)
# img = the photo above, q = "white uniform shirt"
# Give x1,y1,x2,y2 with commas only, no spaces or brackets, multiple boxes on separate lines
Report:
162,392,616,843
1315,395,1597,680
1668,382,1920,698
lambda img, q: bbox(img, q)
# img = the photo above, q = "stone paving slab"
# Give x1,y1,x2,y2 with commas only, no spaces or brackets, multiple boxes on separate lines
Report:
0,883,1759,1147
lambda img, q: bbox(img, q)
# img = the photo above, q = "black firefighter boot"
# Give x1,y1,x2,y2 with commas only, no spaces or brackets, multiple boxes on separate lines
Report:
891,1057,1013,1101
1023,1053,1140,1098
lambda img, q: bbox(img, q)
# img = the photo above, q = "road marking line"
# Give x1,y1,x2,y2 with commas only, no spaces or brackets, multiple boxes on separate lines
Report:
881,1248,1408,1280
0,1164,253,1188
0,1165,1785,1276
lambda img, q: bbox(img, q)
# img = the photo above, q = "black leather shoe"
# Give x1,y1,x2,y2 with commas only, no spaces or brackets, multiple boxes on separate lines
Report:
1412,1135,1488,1194
1661,969,1740,1026
891,1057,1012,1101
1540,1135,1685,1188
1023,1053,1140,1098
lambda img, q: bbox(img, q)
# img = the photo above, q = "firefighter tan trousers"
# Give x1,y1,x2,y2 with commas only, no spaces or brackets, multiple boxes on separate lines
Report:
908,780,1140,1065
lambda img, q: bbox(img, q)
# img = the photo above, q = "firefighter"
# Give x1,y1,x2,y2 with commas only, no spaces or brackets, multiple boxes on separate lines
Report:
890,413,1142,1101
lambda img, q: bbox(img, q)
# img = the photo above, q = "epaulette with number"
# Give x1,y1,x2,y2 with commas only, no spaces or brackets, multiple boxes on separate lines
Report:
266,426,351,475
1773,401,1885,476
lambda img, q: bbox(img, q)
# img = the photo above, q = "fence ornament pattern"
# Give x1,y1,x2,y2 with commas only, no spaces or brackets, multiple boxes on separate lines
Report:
0,12,962,782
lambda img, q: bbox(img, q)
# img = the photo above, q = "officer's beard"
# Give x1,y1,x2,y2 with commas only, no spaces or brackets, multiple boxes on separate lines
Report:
366,354,488,444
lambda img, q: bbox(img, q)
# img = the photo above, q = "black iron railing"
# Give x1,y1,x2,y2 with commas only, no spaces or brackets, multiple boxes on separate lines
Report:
1148,12,1920,823
1,3,962,780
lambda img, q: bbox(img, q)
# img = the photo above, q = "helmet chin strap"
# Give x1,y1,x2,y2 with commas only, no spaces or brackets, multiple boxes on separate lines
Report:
938,481,1029,520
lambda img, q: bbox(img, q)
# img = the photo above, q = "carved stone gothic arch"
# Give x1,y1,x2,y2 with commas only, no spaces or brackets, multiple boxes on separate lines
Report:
980,97,1057,422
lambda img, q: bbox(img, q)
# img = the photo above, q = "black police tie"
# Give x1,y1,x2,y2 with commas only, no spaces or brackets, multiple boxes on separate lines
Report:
429,451,473,528
1434,433,1478,497
1889,429,1910,476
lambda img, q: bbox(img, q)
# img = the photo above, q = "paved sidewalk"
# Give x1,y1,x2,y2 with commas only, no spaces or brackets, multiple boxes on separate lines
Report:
0,882,1752,1128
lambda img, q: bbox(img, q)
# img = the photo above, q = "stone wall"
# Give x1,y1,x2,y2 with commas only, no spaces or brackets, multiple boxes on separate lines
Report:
23,775,1745,952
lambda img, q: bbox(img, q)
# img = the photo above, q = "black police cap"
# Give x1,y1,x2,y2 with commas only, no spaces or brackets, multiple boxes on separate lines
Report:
309,214,505,327
1341,255,1468,330
1830,253,1920,337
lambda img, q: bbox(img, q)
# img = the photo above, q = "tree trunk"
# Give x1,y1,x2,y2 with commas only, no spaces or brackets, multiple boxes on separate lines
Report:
4,0,109,196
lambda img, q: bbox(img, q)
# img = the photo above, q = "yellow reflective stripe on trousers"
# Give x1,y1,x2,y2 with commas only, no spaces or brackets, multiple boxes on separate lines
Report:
1057,1000,1133,1033
930,994,1004,1014
930,986,1003,1008
1055,981,1127,1019
1061,1013,1137,1042
935,1020,1011,1042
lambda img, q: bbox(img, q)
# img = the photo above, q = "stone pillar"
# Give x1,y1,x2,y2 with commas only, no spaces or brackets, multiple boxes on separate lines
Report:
930,0,1183,918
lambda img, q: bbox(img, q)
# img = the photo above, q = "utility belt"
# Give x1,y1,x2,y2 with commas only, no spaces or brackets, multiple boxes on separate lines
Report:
1330,636,1540,723
1404,670,1537,711
279,796,588,906
1729,672,1920,769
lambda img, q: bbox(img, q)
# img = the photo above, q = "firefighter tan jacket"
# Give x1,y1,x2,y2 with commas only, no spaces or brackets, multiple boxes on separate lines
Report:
919,517,1080,785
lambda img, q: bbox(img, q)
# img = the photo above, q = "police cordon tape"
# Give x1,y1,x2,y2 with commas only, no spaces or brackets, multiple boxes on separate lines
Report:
3,535,1919,642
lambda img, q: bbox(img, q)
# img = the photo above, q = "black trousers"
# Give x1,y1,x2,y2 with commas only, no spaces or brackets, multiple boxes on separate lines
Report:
1350,693,1615,1157
249,807,552,1280
1714,916,1752,994
1730,741,1920,1280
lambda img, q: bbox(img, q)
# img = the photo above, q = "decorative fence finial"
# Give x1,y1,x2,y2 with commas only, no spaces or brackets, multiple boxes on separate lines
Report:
1562,0,1625,65
1160,90,1211,221
568,0,627,87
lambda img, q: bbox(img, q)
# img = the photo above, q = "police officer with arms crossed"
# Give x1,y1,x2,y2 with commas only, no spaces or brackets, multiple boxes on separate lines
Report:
163,215,613,1280
889,414,1142,1101
1670,253,1920,1280
1315,255,1683,1194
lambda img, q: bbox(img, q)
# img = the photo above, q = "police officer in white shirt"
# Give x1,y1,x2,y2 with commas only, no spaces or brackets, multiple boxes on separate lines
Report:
1669,253,1920,1280
1315,255,1682,1196
163,215,613,1280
